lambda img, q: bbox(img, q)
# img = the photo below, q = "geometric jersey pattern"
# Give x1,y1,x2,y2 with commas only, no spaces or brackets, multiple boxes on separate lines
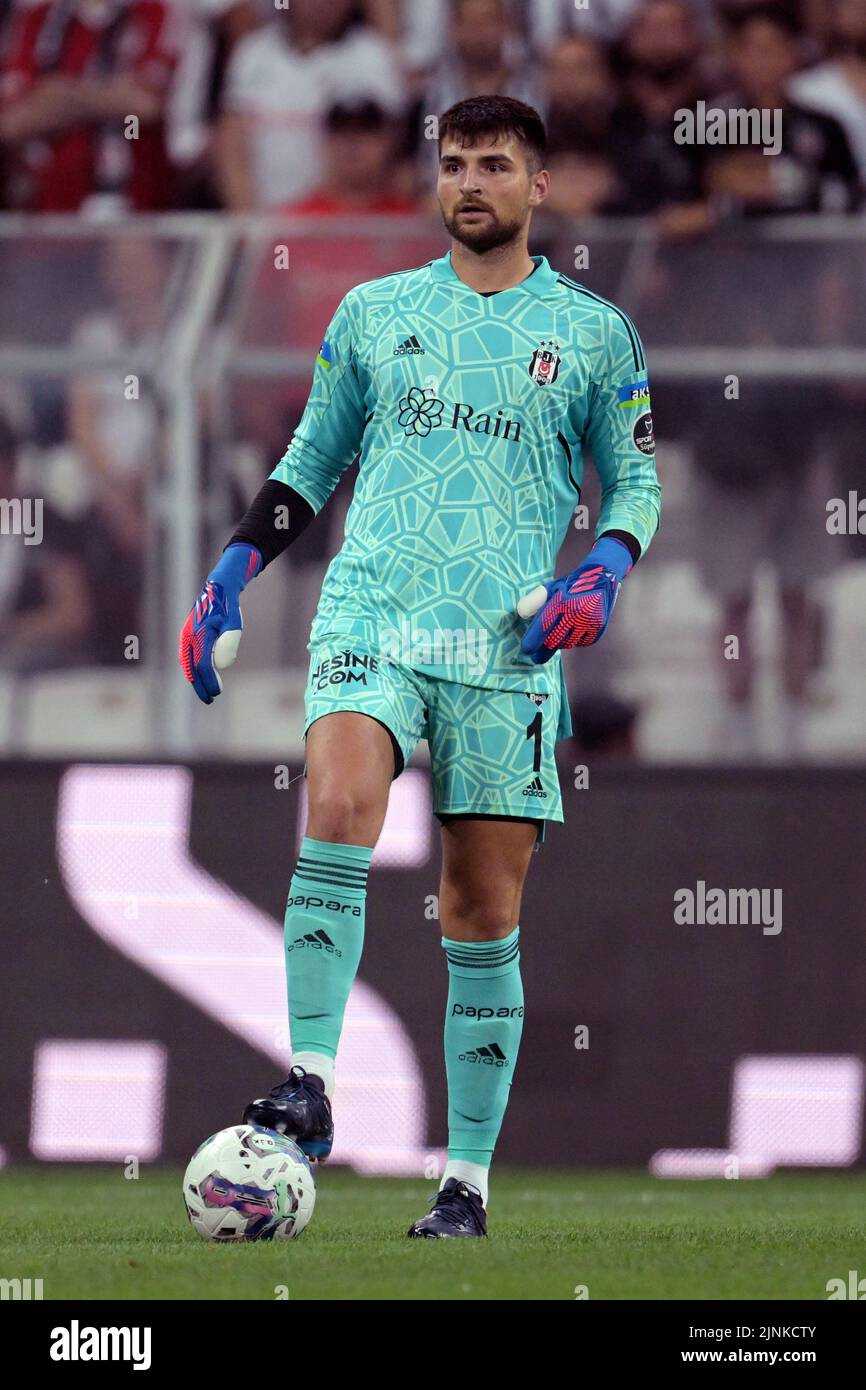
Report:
303,637,565,831
271,249,661,739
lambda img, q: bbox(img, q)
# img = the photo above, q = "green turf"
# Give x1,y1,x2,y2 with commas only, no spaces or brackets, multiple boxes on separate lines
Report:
1,1166,864,1300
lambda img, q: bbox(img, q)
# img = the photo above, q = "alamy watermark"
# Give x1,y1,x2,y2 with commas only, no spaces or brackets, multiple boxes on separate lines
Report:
826,492,866,535
1,1276,43,1299
0,497,43,544
380,621,490,675
674,880,782,936
674,101,782,156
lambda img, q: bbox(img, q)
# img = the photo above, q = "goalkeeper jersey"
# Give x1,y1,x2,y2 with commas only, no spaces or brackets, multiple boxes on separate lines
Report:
270,249,661,743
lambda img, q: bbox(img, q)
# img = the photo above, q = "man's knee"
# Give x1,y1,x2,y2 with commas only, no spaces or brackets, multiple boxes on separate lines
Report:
439,877,520,940
306,784,385,846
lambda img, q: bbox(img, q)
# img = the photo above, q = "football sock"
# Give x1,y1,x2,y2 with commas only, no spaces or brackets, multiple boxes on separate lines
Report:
442,1159,489,1206
291,1052,336,1100
285,837,371,1070
441,925,524,1186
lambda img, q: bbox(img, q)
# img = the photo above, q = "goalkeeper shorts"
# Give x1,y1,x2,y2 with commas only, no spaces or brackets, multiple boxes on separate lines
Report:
302,640,566,848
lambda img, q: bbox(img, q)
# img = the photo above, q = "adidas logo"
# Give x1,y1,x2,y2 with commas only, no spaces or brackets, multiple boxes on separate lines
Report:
285,928,342,957
394,334,424,355
459,1043,508,1067
522,775,547,798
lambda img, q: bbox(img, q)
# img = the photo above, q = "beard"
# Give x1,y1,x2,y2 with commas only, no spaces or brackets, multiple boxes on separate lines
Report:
442,203,525,255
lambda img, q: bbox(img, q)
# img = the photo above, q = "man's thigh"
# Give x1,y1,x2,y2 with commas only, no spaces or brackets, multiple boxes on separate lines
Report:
427,678,565,849
302,643,429,844
303,643,428,780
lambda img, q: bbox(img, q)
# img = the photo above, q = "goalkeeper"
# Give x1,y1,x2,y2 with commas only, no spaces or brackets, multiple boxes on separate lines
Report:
179,95,660,1238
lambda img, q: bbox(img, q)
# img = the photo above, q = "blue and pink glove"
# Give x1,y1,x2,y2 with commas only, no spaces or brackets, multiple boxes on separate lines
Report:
519,536,633,665
179,543,263,704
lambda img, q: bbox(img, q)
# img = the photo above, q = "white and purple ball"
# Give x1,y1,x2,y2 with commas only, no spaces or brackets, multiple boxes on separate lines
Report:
183,1125,316,1242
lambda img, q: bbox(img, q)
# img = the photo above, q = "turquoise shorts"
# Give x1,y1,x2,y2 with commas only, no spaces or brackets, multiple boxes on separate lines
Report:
302,641,565,849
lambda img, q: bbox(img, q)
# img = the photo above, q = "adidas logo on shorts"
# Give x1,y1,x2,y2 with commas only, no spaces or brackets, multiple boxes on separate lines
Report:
522,775,547,798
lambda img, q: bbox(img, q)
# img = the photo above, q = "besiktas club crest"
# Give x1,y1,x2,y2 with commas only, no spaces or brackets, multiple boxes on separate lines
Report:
528,341,561,386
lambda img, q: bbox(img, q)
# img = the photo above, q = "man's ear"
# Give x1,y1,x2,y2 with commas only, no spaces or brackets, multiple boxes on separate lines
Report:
529,169,551,209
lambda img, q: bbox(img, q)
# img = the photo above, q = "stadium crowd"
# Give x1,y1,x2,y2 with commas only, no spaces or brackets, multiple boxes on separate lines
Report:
0,0,863,762
0,0,863,217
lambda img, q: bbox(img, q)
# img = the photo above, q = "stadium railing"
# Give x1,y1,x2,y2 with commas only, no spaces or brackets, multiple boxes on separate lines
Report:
0,213,863,757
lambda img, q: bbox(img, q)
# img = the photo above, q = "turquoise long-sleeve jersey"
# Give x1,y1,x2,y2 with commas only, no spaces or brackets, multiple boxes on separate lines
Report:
270,249,661,743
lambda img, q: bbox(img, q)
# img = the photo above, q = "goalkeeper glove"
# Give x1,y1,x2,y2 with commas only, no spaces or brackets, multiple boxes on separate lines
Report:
179,542,262,704
519,536,633,665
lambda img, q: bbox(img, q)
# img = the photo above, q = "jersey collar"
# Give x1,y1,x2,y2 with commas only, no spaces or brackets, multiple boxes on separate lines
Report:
430,249,559,300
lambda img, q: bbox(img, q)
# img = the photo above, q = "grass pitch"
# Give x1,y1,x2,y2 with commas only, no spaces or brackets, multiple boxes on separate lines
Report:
2,1166,864,1300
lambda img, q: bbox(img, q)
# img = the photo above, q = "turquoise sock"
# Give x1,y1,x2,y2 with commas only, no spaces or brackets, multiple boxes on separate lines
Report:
441,926,524,1164
285,837,372,1059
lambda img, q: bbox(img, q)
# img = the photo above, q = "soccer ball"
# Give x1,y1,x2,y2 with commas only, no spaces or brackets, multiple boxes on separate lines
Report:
182,1124,316,1242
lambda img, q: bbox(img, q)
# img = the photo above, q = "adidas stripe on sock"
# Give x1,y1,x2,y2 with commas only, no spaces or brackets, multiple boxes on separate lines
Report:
285,837,372,1069
441,926,524,1177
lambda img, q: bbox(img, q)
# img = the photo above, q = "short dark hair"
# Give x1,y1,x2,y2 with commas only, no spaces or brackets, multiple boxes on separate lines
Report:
324,99,387,134
724,2,802,39
437,95,547,175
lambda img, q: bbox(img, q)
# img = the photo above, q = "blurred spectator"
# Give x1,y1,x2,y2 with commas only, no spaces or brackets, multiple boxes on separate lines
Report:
0,412,93,671
530,0,721,49
543,33,621,137
544,140,625,216
790,0,866,181
414,0,541,183
66,236,168,663
689,392,831,759
0,0,179,213
613,0,717,234
398,0,452,75
284,99,417,214
542,36,633,215
216,0,406,210
705,3,861,214
531,0,646,47
683,22,849,748
167,0,262,208
233,92,433,617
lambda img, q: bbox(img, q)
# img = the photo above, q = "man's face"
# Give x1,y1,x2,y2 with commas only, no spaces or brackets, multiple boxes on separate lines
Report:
281,0,354,43
327,128,390,191
731,19,798,93
546,37,614,108
454,0,507,67
437,136,546,253
626,0,697,69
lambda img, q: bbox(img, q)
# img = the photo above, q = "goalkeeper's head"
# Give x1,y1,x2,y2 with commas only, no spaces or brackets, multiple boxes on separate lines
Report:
437,94,549,254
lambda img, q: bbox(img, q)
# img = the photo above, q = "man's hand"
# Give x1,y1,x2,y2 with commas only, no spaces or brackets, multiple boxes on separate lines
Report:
518,537,633,665
179,543,262,703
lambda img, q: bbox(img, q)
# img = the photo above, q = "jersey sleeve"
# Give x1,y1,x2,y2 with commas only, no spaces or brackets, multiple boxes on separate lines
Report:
269,291,368,514
583,312,661,558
